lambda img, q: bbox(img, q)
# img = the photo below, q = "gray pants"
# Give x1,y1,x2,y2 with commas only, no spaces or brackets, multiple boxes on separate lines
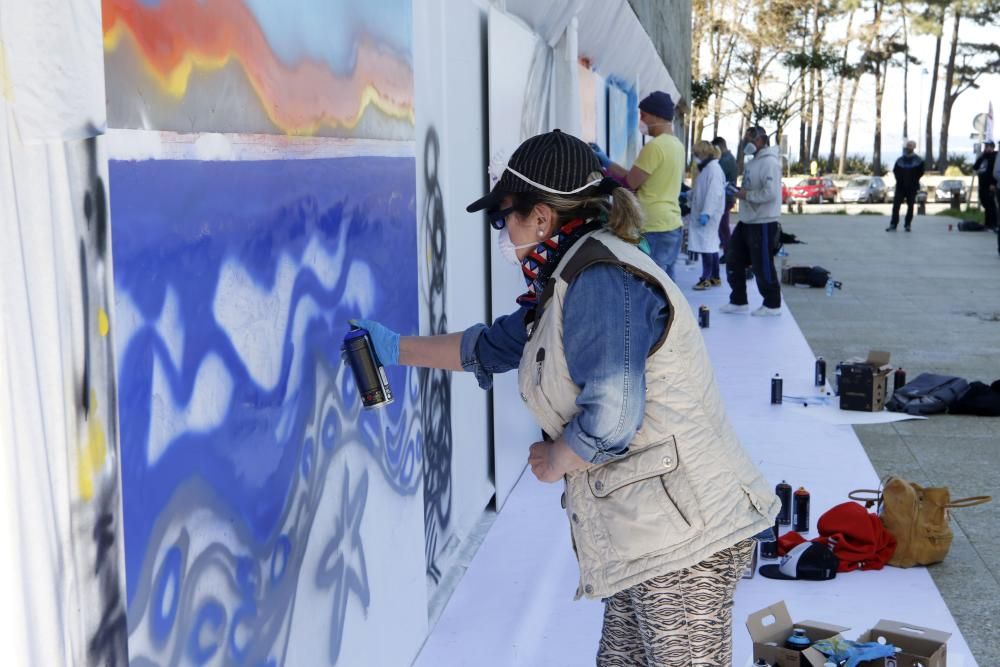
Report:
596,539,755,666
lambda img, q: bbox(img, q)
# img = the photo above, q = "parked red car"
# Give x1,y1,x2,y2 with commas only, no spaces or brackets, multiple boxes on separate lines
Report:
789,177,838,204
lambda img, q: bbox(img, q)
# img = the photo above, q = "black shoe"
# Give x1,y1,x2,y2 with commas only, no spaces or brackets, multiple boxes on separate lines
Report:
904,226,911,232
885,225,897,232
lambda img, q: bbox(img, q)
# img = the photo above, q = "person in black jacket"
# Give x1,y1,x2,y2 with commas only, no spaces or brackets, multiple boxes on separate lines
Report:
973,140,997,230
887,140,925,232
712,137,738,257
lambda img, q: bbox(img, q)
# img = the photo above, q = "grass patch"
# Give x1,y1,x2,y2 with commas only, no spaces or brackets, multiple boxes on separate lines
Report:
936,207,985,224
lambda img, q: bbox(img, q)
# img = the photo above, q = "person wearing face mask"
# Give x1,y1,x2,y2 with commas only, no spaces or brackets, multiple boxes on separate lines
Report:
720,125,784,316
590,91,685,281
353,130,777,665
686,141,726,290
887,140,925,232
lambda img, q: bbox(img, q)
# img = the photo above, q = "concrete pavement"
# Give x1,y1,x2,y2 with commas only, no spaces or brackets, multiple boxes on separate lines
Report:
773,212,1000,663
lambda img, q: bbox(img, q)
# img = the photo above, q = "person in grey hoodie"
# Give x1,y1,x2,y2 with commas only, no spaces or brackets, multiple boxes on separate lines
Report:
720,126,783,316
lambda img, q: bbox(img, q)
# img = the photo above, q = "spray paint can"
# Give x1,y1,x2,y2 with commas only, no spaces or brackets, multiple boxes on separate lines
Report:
760,516,780,559
699,305,710,328
754,659,771,667
776,480,792,525
834,362,844,396
786,628,812,651
793,487,811,533
770,373,783,404
893,367,907,394
342,326,394,409
814,357,826,387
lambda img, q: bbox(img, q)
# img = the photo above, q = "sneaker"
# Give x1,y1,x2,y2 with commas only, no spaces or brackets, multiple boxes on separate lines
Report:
904,226,911,232
751,306,782,317
719,303,749,314
693,279,712,291
885,225,897,232
710,278,722,287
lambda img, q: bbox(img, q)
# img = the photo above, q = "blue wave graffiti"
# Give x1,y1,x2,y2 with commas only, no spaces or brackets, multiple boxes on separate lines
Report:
110,155,419,665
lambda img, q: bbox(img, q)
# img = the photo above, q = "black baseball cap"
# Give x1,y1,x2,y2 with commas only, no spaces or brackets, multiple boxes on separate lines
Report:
466,130,603,214
759,541,839,581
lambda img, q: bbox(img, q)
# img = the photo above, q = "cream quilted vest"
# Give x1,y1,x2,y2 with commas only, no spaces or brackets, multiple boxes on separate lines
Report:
518,229,780,599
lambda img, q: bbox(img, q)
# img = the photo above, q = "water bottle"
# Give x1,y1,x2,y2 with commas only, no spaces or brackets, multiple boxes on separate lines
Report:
825,278,834,296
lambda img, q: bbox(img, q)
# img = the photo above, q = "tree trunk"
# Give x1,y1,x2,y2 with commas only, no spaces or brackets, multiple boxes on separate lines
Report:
870,0,885,175
827,10,856,172
839,73,862,175
937,8,961,172
902,13,909,141
925,21,944,169
874,62,885,175
812,70,825,164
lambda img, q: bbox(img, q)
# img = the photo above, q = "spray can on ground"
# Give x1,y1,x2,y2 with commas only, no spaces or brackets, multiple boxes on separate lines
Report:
342,326,394,409
894,367,907,394
760,516,780,559
699,305,710,329
786,628,812,651
793,487,811,533
753,659,771,667
771,374,783,404
776,480,792,525
834,363,843,396
815,357,826,387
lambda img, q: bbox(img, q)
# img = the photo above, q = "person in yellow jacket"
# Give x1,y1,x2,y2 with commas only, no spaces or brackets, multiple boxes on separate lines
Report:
592,91,686,281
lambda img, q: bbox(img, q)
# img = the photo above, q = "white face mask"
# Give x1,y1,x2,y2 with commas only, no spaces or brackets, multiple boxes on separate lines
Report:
498,227,539,266
744,142,757,156
639,120,649,136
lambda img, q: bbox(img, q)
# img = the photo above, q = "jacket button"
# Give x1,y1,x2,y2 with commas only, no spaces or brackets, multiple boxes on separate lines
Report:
584,584,593,595
662,456,672,467
572,513,579,523
560,492,566,509
594,480,603,491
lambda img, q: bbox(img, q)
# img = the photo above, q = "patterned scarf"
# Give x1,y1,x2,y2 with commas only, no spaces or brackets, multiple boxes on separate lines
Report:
516,215,604,309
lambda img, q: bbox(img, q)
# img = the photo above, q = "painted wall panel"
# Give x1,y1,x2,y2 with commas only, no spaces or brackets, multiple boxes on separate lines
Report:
109,151,427,666
102,0,414,139
0,121,129,666
608,84,629,165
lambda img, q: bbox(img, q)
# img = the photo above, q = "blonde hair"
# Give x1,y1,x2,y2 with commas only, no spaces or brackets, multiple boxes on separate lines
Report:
693,140,721,161
510,171,645,244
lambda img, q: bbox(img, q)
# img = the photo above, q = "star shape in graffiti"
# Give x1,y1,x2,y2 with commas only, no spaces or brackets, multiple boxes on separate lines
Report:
316,467,370,664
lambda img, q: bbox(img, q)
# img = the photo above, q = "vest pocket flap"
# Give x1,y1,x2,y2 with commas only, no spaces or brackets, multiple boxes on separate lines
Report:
588,437,678,498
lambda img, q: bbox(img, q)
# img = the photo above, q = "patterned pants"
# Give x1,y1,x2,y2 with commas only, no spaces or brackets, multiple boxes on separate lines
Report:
596,538,755,667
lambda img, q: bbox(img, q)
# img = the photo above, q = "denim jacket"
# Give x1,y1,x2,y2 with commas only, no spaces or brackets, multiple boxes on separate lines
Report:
460,263,669,463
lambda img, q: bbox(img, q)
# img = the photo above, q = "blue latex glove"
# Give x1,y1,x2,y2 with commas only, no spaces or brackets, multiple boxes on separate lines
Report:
589,142,612,169
698,212,710,226
349,319,400,366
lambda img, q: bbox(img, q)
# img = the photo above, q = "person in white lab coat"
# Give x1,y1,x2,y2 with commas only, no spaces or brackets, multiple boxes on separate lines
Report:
686,140,726,290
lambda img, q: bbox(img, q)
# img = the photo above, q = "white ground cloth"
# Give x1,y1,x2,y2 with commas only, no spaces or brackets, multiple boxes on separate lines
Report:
414,264,978,667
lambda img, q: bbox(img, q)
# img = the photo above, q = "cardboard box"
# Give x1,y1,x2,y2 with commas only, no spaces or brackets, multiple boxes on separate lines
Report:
746,601,850,667
839,350,892,412
855,620,951,667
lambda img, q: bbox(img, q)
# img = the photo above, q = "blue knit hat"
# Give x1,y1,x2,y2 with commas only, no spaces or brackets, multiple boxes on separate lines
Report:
639,91,675,122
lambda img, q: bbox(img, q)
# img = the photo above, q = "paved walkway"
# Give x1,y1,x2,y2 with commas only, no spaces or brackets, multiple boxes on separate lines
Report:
777,212,1000,662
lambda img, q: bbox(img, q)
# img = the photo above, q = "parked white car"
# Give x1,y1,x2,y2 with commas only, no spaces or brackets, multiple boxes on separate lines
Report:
839,176,887,203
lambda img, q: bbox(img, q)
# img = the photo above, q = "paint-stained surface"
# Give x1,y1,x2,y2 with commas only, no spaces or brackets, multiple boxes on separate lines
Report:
102,0,414,138
109,154,426,666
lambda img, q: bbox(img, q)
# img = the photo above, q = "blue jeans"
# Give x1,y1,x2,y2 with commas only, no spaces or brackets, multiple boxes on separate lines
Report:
644,228,683,281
